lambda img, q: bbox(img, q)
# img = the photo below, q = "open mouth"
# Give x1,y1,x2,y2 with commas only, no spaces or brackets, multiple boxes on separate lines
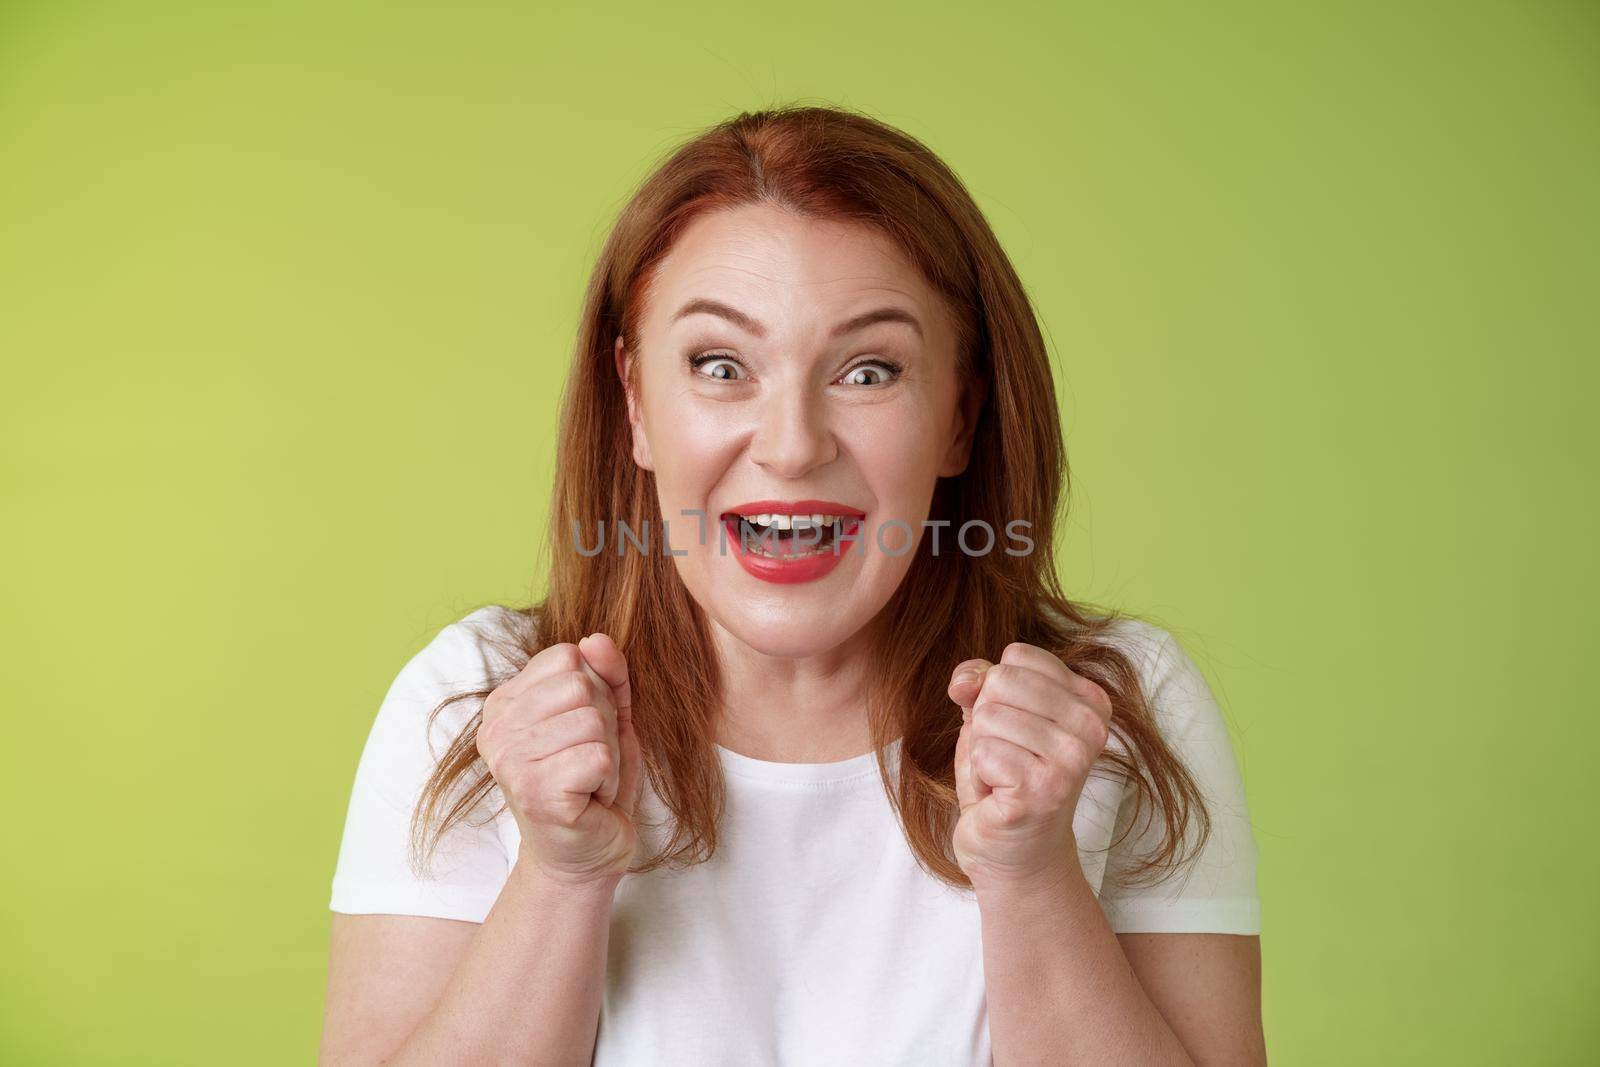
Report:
719,509,865,559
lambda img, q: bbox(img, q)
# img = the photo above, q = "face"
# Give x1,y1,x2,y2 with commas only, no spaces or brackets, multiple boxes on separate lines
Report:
616,200,982,660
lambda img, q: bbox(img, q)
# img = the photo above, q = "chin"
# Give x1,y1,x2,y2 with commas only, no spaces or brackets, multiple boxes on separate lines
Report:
712,599,872,659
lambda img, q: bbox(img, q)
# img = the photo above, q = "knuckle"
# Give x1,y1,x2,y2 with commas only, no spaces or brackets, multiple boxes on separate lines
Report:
550,781,588,826
1063,735,1095,777
569,739,613,776
547,643,585,671
577,704,607,738
972,701,1007,728
501,766,534,804
559,669,597,709
1078,708,1110,750
1077,677,1111,715
478,720,510,763
481,686,506,720
521,765,549,798
543,794,582,829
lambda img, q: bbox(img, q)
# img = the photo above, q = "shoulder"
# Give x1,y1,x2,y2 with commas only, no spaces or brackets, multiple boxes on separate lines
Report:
1062,614,1222,748
1092,615,1175,682
331,604,530,920
1049,609,1180,703
388,605,523,700
448,602,534,675
358,604,530,797
1086,617,1253,853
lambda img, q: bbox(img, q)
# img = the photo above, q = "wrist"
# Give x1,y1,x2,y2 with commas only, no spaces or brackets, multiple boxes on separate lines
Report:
970,852,1086,907
512,850,625,900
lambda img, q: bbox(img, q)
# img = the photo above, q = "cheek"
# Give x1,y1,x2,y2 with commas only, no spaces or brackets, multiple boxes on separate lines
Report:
643,395,741,495
843,400,950,480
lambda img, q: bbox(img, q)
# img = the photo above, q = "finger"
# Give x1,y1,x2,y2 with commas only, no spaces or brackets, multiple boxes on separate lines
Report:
495,661,618,803
580,634,643,815
496,641,592,702
578,633,629,804
540,739,616,815
977,698,1107,793
954,720,985,809
947,659,993,720
578,633,633,726
999,642,1112,721
522,704,614,762
969,734,1041,793
973,662,1081,730
614,707,644,817
502,666,616,729
998,640,1076,684
970,698,1069,764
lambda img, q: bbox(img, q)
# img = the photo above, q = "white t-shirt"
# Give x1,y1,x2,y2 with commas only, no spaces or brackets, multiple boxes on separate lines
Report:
329,605,1261,1065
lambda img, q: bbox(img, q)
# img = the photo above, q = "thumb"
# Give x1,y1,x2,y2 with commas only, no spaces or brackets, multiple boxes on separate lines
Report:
947,659,992,723
954,719,977,812
578,632,633,725
950,659,991,813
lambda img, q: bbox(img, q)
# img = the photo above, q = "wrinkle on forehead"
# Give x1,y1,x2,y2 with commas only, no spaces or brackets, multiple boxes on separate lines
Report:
625,205,965,376
649,206,934,316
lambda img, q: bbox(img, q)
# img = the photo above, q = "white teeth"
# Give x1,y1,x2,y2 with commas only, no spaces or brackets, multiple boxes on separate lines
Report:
738,512,850,530
733,509,856,556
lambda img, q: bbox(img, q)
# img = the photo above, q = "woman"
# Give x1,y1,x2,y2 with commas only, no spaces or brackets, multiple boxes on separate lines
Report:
321,104,1264,1065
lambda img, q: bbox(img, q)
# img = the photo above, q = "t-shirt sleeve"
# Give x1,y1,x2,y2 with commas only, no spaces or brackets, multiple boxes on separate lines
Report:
1096,626,1262,935
328,607,515,923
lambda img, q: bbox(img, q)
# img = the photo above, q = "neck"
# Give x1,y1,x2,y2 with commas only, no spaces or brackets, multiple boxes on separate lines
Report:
707,615,883,763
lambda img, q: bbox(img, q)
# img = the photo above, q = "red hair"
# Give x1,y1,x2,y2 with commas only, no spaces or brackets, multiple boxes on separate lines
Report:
413,104,1211,889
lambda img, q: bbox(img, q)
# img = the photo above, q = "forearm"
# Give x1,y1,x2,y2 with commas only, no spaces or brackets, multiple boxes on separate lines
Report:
391,854,619,1066
977,859,1193,1066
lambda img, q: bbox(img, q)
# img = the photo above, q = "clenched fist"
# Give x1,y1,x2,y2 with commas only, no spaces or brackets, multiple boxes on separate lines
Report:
947,641,1114,893
476,632,643,886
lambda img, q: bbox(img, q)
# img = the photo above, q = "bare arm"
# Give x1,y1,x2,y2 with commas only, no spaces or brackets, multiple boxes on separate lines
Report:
320,856,620,1066
978,863,1265,1066
1117,931,1265,1065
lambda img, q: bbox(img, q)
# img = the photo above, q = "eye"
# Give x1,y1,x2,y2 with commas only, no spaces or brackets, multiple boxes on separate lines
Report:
687,351,747,382
837,358,903,387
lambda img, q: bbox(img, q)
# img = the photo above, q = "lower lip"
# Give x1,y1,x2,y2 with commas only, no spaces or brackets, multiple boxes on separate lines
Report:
722,516,864,585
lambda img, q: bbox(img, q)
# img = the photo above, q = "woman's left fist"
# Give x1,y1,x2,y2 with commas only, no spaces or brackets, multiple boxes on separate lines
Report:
948,641,1114,892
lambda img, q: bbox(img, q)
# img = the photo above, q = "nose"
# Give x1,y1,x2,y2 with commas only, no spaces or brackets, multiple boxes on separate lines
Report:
747,381,838,478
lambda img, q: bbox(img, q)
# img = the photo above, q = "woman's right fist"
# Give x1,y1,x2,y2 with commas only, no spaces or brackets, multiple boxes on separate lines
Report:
476,632,643,886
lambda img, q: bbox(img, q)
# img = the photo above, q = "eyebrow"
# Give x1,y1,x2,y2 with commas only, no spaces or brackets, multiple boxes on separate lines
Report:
670,298,924,341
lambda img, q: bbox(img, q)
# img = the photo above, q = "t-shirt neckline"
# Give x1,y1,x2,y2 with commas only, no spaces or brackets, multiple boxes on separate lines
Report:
715,735,904,785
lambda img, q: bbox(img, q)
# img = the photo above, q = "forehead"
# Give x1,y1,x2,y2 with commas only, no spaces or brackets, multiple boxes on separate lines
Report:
640,201,942,330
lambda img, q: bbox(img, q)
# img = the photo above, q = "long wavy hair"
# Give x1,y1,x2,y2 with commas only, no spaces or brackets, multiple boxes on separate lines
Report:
410,103,1211,890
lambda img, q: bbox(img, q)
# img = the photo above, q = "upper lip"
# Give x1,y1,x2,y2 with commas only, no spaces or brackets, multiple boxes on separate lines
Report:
722,499,867,518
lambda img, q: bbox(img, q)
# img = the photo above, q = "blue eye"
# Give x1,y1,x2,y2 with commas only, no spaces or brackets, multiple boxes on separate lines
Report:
688,352,746,381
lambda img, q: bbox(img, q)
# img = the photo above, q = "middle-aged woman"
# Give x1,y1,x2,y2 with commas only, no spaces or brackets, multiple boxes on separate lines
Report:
322,104,1265,1065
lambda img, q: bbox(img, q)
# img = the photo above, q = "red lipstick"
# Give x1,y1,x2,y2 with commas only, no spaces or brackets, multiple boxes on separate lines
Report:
723,499,867,519
719,500,866,585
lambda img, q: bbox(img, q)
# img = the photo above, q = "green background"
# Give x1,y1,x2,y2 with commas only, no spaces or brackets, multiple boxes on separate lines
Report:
2,1,1595,1062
